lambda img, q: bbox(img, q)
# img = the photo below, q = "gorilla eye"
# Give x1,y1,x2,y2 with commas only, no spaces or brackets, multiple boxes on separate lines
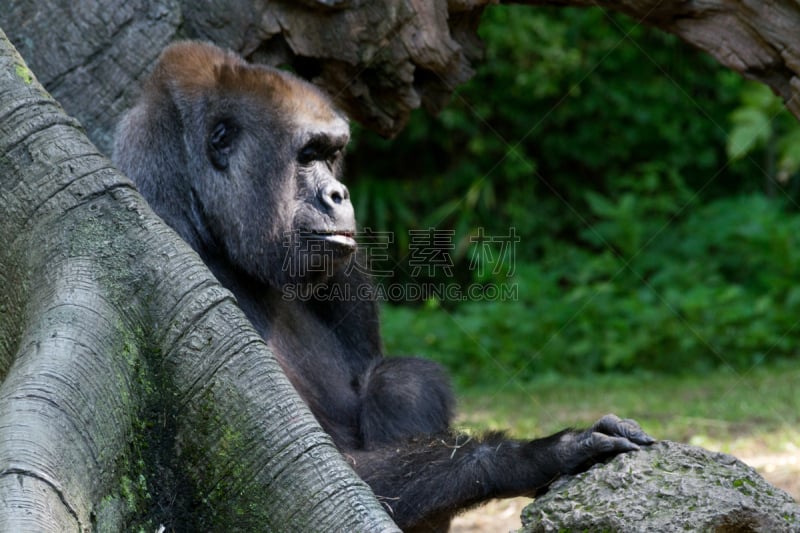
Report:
298,137,343,166
208,120,239,171
298,140,325,165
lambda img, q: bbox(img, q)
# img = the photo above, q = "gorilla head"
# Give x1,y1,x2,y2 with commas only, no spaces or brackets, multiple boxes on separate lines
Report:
114,41,356,288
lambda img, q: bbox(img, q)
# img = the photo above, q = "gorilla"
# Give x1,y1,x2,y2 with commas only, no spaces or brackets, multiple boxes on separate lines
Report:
113,41,653,532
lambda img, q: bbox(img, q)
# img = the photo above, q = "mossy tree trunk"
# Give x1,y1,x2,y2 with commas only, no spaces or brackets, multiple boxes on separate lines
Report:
0,30,398,532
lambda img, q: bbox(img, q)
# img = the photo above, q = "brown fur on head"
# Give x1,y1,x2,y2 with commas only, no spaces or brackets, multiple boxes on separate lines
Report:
147,41,344,141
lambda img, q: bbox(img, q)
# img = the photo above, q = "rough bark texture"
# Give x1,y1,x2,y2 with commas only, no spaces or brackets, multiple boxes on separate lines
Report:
1,0,181,156
5,0,800,157
0,30,398,532
520,441,800,533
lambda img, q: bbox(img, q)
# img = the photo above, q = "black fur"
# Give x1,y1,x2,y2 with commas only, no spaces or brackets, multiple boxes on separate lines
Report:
114,41,654,532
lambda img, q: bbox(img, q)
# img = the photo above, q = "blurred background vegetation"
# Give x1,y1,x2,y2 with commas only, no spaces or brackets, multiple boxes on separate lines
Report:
345,6,800,389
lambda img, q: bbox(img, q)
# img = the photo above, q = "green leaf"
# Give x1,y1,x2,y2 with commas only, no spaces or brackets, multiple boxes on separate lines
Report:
727,108,771,159
777,127,800,175
585,191,619,218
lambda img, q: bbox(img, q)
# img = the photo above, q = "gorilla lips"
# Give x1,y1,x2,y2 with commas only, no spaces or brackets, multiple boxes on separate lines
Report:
308,230,357,252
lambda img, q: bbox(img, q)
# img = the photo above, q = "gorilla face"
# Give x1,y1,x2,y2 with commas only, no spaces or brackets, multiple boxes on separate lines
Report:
175,58,357,288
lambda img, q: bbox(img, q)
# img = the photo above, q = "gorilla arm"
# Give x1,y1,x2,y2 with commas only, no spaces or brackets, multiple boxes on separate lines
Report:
349,414,653,531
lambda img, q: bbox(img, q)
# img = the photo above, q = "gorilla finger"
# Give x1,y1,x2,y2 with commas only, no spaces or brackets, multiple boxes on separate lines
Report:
591,414,655,445
585,432,641,455
619,417,656,445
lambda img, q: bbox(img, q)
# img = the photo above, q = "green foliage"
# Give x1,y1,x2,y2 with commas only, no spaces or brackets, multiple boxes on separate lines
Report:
727,84,779,160
348,5,753,281
382,193,800,386
727,81,800,184
352,5,800,381
580,163,694,258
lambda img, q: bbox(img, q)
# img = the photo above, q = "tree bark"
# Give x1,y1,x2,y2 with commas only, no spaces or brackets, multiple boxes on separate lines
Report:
3,0,800,154
0,29,398,532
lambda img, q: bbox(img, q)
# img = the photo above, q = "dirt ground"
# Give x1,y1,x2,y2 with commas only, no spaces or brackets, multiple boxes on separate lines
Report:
449,451,800,533
450,497,531,533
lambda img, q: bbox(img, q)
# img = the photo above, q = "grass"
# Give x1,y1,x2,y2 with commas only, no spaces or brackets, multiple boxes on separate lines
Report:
454,361,800,458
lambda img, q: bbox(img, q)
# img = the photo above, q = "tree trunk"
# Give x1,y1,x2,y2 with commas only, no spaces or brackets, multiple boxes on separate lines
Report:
0,29,398,532
3,0,800,153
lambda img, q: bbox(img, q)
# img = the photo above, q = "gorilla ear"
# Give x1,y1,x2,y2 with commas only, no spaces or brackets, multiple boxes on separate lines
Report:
208,120,239,170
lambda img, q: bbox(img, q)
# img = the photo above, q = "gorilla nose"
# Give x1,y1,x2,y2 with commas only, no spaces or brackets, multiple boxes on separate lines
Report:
321,182,351,209
319,181,355,228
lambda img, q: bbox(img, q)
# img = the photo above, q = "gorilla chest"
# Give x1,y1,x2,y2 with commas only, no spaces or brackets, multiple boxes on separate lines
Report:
264,304,368,439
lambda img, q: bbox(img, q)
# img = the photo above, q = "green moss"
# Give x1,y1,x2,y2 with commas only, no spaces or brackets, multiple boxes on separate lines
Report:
179,391,275,529
98,322,161,530
14,63,33,84
120,469,151,513
731,477,758,497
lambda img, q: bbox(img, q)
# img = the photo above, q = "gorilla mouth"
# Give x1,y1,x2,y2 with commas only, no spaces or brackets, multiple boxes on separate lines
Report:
305,230,357,250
